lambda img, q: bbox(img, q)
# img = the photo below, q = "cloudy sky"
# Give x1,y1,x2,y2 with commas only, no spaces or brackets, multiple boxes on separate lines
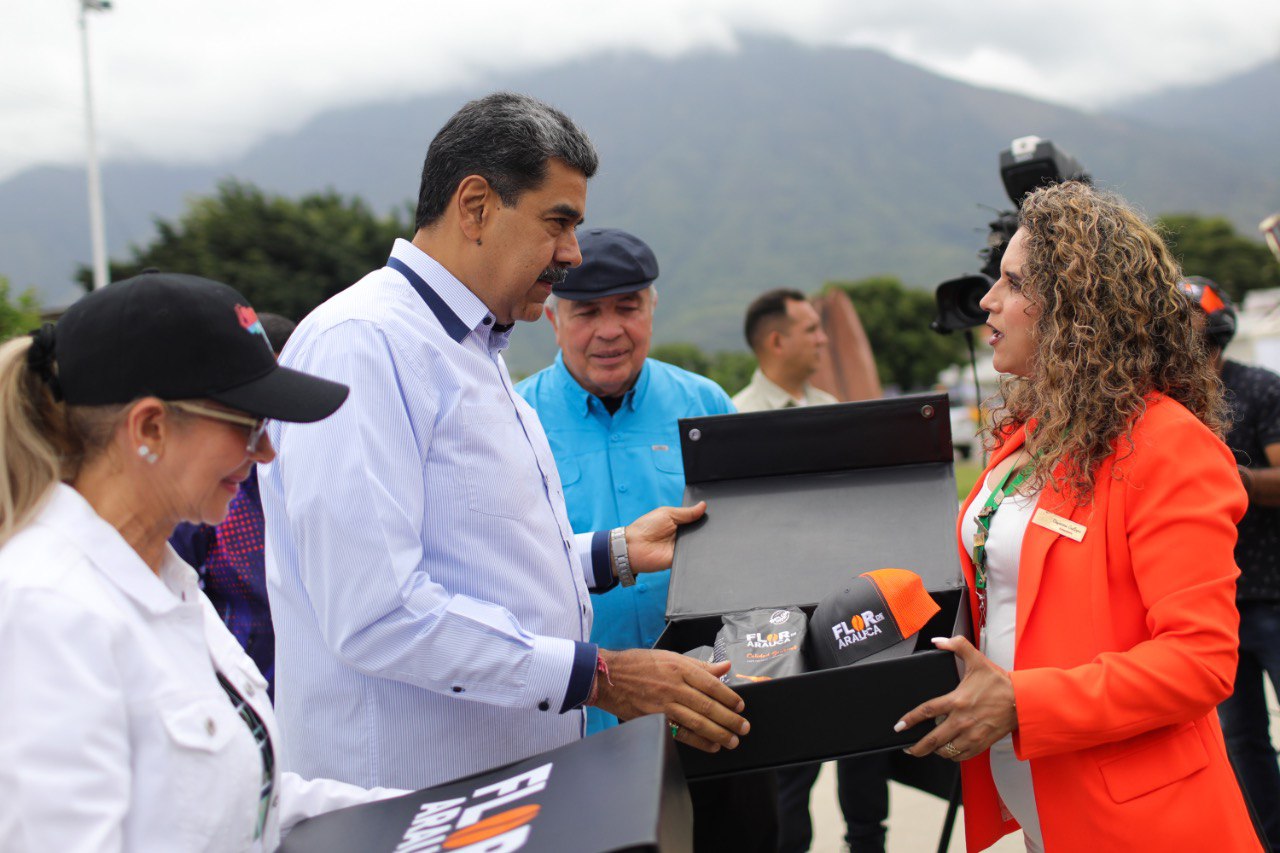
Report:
4,0,1278,182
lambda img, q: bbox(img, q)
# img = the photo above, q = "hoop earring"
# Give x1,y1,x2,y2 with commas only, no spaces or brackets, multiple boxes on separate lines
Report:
137,445,159,465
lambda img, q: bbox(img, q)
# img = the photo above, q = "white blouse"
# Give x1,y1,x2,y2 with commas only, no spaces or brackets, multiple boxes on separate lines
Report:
960,479,1045,851
0,484,404,852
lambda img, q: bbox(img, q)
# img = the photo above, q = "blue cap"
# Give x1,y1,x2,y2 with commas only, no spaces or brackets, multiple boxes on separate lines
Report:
556,228,659,300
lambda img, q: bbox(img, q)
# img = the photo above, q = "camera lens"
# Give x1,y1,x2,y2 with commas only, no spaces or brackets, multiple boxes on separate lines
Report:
931,275,992,333
957,281,987,321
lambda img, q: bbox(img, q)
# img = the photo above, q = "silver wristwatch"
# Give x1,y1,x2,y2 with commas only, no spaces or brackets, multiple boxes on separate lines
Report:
609,526,635,587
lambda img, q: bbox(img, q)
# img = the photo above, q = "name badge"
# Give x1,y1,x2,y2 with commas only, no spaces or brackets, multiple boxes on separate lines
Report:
1032,508,1086,542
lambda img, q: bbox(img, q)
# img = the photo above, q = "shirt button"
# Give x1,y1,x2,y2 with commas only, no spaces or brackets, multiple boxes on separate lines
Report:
636,586,646,594
452,686,464,693
205,718,217,736
610,435,621,443
618,484,628,493
245,683,256,697
538,700,550,711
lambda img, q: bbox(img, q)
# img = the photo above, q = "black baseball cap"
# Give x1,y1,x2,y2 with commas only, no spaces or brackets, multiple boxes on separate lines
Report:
1177,275,1237,350
53,271,348,422
809,569,941,670
556,228,659,300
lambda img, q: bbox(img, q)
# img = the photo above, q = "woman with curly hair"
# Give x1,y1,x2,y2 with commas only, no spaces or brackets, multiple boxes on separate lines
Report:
897,182,1262,851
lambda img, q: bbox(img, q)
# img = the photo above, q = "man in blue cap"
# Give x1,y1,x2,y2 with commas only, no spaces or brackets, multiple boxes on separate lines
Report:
517,227,777,851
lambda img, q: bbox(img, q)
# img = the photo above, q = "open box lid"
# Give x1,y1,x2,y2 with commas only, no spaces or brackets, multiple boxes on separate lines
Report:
667,393,966,621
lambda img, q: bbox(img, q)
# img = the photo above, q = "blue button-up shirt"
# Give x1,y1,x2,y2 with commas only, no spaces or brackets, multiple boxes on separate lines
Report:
517,354,734,731
261,240,612,791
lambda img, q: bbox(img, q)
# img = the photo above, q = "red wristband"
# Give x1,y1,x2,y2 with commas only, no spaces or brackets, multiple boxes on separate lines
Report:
586,654,612,707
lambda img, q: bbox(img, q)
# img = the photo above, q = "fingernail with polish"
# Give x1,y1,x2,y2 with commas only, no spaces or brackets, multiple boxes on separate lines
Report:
931,637,949,644
893,720,907,733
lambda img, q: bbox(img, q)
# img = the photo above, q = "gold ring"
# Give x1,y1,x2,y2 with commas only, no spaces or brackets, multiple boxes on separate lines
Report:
941,741,961,758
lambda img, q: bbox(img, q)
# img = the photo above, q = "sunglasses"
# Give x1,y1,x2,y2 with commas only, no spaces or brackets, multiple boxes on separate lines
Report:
169,401,269,455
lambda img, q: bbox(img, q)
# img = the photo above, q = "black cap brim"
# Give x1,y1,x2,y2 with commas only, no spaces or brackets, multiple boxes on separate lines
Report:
852,636,918,666
209,364,349,423
555,279,655,301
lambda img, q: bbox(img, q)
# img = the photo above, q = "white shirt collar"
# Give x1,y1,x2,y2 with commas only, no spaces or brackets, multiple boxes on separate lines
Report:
37,483,198,615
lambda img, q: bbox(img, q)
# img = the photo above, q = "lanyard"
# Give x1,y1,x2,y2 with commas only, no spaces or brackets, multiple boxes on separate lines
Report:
971,460,1033,632
217,671,275,839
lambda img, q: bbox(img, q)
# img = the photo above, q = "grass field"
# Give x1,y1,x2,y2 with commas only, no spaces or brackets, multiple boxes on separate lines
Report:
955,461,982,500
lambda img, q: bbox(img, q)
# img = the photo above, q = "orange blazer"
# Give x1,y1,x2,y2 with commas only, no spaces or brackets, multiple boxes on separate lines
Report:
955,395,1262,852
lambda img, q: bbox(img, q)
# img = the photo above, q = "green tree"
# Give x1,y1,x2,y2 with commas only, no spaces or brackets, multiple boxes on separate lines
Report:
707,351,756,396
0,276,42,341
649,342,710,377
649,343,756,396
829,276,965,392
77,180,412,320
1158,214,1280,302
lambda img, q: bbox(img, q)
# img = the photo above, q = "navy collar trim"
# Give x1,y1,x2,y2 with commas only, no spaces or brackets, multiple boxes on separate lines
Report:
386,257,469,344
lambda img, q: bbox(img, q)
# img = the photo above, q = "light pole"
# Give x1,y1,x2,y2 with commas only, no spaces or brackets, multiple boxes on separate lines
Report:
78,0,111,290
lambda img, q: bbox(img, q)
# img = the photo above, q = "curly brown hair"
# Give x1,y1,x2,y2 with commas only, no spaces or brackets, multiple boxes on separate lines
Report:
989,181,1227,503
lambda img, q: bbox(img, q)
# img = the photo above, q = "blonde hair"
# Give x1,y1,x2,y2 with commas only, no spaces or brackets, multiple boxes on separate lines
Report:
0,336,125,544
989,182,1226,503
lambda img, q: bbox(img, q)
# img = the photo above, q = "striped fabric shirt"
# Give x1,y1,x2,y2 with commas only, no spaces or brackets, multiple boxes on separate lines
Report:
261,239,613,791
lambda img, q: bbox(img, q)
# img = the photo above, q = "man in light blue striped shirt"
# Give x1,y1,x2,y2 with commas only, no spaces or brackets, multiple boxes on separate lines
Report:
261,93,749,792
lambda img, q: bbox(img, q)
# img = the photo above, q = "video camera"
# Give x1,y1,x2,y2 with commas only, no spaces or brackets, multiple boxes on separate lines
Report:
931,136,1091,334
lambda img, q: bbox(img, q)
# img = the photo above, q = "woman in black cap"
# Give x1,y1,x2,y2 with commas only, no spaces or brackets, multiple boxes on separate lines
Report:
0,272,402,851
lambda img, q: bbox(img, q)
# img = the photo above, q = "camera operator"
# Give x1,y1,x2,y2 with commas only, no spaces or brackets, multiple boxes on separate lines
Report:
1181,276,1280,851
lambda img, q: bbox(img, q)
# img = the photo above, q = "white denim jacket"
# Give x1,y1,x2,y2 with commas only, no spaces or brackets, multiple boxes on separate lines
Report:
0,484,404,852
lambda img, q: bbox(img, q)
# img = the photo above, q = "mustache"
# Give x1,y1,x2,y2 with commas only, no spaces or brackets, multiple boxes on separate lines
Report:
538,265,569,285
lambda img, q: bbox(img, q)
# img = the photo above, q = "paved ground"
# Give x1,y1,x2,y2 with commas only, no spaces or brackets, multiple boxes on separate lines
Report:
807,764,1023,853
805,680,1279,852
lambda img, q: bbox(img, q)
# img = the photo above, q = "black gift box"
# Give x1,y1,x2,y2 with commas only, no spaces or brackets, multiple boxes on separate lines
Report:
277,714,691,853
655,393,971,780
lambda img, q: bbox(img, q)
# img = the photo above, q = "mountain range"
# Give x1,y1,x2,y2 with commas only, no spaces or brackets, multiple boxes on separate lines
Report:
2,38,1277,373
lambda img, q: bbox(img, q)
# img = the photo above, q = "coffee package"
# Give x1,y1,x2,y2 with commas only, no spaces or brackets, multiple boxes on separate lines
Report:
713,606,808,686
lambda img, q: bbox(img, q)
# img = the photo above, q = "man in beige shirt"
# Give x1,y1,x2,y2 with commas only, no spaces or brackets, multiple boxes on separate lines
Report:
735,290,892,852
733,289,838,412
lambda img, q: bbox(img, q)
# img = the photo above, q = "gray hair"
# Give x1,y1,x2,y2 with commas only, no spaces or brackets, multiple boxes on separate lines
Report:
415,92,599,230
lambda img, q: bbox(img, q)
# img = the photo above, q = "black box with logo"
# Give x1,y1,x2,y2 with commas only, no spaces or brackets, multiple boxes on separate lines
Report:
277,714,691,852
654,393,970,780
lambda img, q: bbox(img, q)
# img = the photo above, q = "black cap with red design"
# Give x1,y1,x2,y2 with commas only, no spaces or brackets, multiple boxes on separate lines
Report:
50,271,347,422
1177,275,1237,351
